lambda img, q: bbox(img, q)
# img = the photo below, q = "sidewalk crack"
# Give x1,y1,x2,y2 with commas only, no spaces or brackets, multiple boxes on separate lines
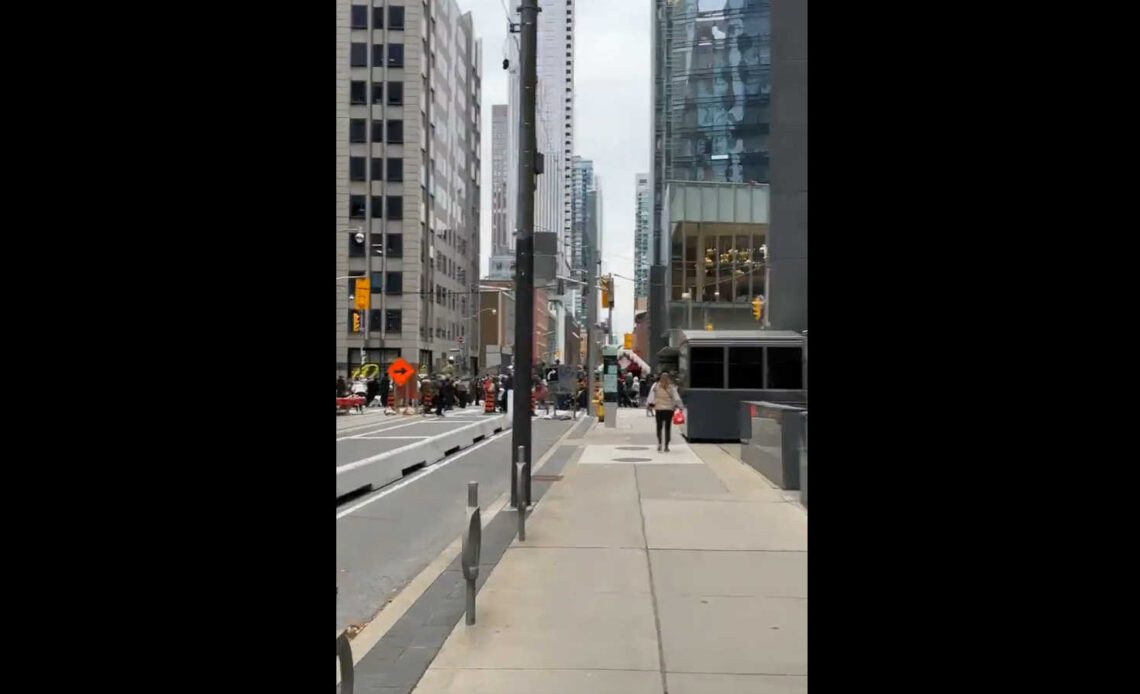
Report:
634,465,670,694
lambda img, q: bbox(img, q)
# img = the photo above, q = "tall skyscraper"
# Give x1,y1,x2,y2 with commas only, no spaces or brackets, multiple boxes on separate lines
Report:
570,156,595,318
337,0,483,376
634,173,651,305
491,104,510,256
506,0,575,281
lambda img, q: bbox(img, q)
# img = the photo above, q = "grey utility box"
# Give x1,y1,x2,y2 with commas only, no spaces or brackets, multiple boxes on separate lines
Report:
740,401,806,490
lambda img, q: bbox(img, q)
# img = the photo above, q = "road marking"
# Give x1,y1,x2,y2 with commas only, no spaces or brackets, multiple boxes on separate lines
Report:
336,418,477,442
336,429,511,519
352,435,431,440
336,420,493,473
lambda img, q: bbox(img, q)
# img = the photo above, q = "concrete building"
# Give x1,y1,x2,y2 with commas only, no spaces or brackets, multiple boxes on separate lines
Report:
648,0,806,366
634,172,651,306
491,104,510,256
337,0,482,377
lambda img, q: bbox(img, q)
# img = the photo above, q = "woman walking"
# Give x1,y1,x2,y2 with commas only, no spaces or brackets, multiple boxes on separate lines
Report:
646,372,683,452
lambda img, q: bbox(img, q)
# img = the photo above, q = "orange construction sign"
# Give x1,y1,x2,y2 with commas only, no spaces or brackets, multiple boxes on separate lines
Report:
387,357,416,387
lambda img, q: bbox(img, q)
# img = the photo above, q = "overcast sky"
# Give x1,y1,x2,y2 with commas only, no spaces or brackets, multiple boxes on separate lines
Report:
466,0,650,338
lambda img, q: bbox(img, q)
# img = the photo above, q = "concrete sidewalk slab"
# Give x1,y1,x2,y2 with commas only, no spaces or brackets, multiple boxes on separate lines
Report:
483,547,651,595
579,443,702,464
635,464,731,499
657,594,807,674
642,498,807,551
650,549,807,598
430,590,660,671
667,672,807,694
416,668,662,694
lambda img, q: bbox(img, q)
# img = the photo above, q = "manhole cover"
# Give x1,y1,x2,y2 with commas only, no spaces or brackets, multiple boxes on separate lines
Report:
616,446,650,450
614,457,653,463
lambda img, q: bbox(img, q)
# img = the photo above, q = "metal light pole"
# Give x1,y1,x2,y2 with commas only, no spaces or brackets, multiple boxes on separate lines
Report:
511,0,539,509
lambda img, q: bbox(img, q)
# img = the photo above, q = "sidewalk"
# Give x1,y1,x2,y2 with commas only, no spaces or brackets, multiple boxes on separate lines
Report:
411,408,807,693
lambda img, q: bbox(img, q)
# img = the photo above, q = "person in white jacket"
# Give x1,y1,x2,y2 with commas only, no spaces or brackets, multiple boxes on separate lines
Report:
646,372,683,452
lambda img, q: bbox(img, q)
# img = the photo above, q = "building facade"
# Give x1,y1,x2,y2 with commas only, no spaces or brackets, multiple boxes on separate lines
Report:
491,104,510,256
337,0,482,376
634,172,651,305
649,0,804,365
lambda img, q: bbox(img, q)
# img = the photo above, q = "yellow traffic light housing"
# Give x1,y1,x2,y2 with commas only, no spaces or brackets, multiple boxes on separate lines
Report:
751,296,763,321
352,310,362,333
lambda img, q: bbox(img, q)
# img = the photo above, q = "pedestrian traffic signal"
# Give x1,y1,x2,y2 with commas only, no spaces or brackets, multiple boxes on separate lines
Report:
751,296,764,321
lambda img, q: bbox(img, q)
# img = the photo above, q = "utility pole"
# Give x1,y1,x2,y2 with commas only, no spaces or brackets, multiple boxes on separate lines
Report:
586,247,597,410
511,0,539,510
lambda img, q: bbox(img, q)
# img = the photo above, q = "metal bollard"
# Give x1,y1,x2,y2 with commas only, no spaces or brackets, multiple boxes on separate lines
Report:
461,481,482,625
515,461,526,542
336,630,354,694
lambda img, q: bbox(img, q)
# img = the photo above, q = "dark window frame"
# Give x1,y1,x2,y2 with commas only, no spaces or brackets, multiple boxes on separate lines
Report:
388,6,405,30
387,44,404,68
349,156,366,182
350,80,367,104
350,43,368,67
349,119,366,143
350,5,368,29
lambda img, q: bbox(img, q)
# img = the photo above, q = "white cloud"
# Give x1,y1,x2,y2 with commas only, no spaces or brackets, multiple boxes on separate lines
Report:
465,0,649,340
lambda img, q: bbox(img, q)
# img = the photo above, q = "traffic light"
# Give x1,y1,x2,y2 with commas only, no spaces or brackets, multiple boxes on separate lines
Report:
751,296,764,321
600,275,614,309
351,310,362,333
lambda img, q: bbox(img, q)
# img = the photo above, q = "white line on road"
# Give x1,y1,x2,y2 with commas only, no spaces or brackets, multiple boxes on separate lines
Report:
336,428,511,520
336,420,494,473
353,435,430,440
336,418,474,442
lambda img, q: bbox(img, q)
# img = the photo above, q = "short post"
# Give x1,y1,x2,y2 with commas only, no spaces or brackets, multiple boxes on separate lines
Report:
336,630,354,694
515,458,526,542
461,481,482,625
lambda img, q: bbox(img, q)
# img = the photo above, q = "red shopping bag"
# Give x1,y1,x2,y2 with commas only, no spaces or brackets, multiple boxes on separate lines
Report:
672,409,685,425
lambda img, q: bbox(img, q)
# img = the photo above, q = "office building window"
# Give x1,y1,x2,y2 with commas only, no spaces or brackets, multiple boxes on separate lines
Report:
371,120,384,142
372,6,384,28
386,272,403,295
349,157,366,181
372,44,384,66
350,119,366,143
385,310,402,332
386,234,404,258
372,83,383,104
349,195,366,219
386,158,403,182
350,81,366,104
350,43,367,67
389,6,405,30
388,81,403,105
388,44,404,68
386,195,403,220
369,309,383,332
348,232,365,257
370,271,383,293
351,5,368,29
371,158,383,180
371,196,384,218
387,120,403,143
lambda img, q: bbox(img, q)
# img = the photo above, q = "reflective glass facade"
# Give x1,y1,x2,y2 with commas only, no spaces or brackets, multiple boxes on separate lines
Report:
664,0,771,184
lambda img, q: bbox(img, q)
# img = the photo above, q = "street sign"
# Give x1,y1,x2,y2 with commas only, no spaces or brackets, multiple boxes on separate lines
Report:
623,333,633,349
387,357,416,387
354,279,370,310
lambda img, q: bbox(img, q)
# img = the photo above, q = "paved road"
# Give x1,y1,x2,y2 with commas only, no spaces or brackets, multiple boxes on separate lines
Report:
336,407,504,468
336,407,577,634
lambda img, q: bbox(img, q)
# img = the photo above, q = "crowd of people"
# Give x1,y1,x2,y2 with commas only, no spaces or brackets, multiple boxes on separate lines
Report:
338,356,680,438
